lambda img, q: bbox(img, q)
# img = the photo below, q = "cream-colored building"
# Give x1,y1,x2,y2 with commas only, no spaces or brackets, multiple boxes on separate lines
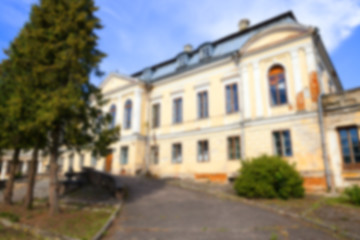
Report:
2,12,359,192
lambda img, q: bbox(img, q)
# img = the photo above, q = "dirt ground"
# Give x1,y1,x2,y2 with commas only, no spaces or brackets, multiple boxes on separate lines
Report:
0,185,118,240
257,196,360,238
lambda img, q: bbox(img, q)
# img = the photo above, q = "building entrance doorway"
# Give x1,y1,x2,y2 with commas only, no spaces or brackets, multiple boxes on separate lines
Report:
105,152,113,173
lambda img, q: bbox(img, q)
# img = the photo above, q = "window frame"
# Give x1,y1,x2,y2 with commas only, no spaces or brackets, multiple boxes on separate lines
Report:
177,54,189,69
197,91,209,119
150,145,159,165
200,45,213,61
68,154,74,171
225,83,239,114
337,126,360,170
272,129,293,157
110,104,117,129
173,97,183,124
197,140,210,162
124,100,132,130
79,154,84,170
268,65,289,107
120,146,129,165
172,143,182,164
152,103,161,128
91,153,97,168
227,136,241,160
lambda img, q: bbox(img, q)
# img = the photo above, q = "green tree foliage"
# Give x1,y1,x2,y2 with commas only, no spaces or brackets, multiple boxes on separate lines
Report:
22,0,119,215
0,0,119,213
234,155,305,199
0,28,47,205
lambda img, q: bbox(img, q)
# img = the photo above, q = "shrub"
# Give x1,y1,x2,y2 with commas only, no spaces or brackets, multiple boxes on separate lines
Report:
0,212,20,222
344,185,360,206
234,155,304,199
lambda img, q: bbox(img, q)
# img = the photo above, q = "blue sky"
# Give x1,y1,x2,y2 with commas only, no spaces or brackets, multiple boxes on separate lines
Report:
1,0,359,89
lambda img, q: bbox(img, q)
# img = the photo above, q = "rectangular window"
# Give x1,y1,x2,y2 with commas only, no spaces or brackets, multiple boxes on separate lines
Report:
197,91,209,119
228,136,241,160
120,146,129,165
225,83,239,114
273,130,293,157
173,98,183,124
150,146,159,164
172,143,182,164
338,127,360,167
198,140,209,162
91,153,97,168
152,104,161,128
79,154,84,170
68,154,74,171
59,157,64,172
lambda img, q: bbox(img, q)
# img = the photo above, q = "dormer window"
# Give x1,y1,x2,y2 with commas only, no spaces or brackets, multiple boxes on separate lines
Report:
141,68,152,81
177,54,189,69
200,44,213,60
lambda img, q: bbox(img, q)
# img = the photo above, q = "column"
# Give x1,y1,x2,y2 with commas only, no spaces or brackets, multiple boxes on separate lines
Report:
305,45,316,72
253,62,263,117
241,64,251,119
132,88,143,134
305,45,324,94
291,49,302,94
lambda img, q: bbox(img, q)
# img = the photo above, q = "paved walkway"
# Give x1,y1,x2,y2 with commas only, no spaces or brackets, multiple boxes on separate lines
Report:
105,177,340,240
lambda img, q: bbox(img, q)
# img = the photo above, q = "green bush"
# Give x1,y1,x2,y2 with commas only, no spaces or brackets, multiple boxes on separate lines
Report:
0,212,20,222
234,155,304,199
344,185,360,206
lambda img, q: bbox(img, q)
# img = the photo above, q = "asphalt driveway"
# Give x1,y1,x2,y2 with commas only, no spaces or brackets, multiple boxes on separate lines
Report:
105,177,340,240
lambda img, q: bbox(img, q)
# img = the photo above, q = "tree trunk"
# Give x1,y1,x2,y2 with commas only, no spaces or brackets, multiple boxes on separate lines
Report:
3,148,21,205
24,148,39,209
49,129,60,216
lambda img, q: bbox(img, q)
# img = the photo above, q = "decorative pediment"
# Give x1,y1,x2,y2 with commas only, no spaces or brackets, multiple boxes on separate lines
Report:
241,23,312,54
100,73,139,93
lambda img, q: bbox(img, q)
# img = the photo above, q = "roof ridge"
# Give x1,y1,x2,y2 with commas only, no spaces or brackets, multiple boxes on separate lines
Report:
131,11,296,79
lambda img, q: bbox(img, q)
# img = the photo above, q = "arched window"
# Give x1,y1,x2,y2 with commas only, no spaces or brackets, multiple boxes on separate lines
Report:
124,100,132,129
110,104,116,129
269,65,288,105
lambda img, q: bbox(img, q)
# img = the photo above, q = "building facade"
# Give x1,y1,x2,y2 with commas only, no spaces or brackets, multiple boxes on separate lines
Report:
1,12,359,192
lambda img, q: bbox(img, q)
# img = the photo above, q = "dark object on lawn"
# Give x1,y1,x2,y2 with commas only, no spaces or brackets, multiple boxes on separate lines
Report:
59,168,86,196
82,167,124,200
234,155,304,199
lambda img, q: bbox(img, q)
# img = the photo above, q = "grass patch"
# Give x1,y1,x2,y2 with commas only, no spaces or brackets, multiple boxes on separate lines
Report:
324,196,360,208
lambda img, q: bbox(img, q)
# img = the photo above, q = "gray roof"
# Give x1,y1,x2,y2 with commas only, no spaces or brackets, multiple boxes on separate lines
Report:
132,12,297,83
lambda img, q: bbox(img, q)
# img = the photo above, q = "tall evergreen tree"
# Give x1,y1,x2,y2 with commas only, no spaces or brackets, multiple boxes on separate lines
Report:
20,0,118,215
0,23,49,206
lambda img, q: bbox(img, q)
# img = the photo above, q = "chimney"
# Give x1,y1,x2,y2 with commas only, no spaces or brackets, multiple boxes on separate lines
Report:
238,19,250,31
184,44,193,53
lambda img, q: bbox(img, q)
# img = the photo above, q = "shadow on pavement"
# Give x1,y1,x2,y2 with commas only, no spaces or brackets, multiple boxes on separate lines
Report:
118,176,167,204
